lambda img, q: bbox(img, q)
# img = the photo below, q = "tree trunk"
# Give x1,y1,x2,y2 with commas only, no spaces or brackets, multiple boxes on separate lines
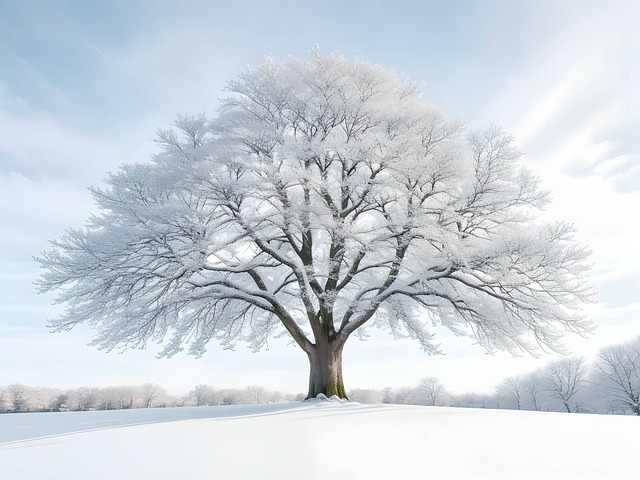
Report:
306,338,348,399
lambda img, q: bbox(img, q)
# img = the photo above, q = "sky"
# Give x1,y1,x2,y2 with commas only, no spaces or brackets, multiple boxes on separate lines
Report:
1,0,639,396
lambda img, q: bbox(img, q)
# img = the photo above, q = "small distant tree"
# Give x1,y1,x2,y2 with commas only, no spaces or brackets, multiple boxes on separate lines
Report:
31,387,62,412
36,52,594,399
545,357,587,413
245,385,269,404
95,386,117,410
418,377,446,406
140,383,166,408
522,371,546,411
216,388,246,405
382,387,394,404
189,384,215,406
93,385,138,409
74,387,98,411
592,337,640,415
51,392,71,412
496,376,524,410
0,386,7,412
8,384,29,412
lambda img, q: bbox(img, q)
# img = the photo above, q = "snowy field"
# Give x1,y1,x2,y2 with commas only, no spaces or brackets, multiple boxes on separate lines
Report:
1,400,637,480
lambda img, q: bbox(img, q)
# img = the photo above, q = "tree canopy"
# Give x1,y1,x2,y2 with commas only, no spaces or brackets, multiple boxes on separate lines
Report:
37,53,594,398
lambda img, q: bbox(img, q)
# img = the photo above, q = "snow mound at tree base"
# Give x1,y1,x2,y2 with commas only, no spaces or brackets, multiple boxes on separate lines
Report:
305,393,350,403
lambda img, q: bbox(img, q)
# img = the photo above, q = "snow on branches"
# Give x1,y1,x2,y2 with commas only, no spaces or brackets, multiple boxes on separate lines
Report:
36,53,594,396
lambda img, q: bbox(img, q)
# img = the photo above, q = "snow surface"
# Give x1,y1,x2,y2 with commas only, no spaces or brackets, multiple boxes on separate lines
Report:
1,402,637,479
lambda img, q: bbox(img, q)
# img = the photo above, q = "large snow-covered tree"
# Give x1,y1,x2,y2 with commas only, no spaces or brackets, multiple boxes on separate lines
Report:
36,53,594,399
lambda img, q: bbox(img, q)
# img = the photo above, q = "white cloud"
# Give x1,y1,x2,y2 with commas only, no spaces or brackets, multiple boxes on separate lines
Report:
0,172,90,229
592,154,633,178
0,91,156,182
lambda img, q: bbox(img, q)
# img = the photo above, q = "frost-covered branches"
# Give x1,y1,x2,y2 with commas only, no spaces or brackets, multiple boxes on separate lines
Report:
418,377,447,406
545,357,588,413
592,337,640,415
36,53,593,387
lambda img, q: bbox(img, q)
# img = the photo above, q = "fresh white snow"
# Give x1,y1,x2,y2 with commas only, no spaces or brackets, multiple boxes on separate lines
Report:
1,401,637,479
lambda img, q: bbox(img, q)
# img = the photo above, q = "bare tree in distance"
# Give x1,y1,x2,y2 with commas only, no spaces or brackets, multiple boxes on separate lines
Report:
36,52,594,399
30,387,60,412
522,371,546,411
593,337,640,415
418,377,447,406
8,384,28,413
545,357,588,413
74,387,98,411
0,387,8,412
245,385,270,404
96,385,141,409
189,384,216,406
140,383,166,408
496,376,524,410
51,392,70,412
382,387,394,404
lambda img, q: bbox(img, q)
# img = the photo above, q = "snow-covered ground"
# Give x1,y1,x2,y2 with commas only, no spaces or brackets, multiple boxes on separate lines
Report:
1,400,637,479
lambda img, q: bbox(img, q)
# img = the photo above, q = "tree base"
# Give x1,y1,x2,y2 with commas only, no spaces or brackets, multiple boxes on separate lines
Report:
304,393,350,402
306,340,349,400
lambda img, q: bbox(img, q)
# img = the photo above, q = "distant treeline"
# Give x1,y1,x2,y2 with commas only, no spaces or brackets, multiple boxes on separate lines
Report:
352,336,640,416
0,383,306,413
3,336,638,415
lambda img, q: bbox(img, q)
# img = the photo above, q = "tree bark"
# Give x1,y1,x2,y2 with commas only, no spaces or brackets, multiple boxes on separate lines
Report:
306,338,348,399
